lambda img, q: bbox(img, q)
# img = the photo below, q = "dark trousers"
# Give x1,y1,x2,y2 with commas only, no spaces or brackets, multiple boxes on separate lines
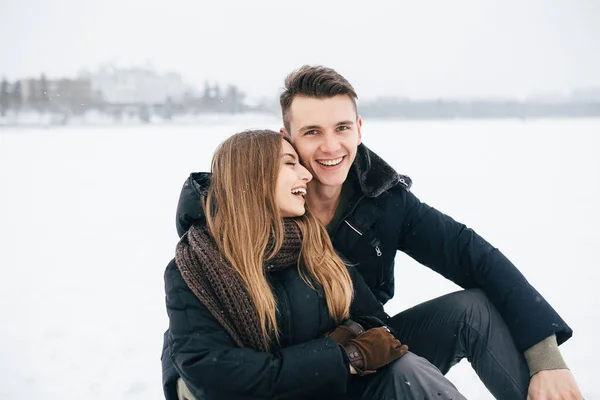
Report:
347,351,468,400
383,288,531,400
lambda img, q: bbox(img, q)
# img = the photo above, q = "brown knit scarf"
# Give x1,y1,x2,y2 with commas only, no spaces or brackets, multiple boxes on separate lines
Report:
175,219,302,352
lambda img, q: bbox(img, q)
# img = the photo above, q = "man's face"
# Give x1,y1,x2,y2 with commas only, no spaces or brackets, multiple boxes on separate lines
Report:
284,95,362,189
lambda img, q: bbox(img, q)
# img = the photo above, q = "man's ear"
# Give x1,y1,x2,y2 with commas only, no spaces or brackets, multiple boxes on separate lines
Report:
357,115,363,145
280,127,290,137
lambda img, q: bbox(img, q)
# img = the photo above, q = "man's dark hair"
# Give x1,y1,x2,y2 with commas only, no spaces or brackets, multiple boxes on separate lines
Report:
280,65,358,133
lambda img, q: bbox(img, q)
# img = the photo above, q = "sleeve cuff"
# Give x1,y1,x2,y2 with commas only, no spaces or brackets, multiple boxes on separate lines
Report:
524,334,569,377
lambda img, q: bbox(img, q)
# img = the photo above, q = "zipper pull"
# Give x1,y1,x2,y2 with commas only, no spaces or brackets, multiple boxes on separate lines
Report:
371,238,382,257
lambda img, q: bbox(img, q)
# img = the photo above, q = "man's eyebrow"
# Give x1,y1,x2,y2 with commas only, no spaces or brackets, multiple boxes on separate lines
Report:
298,120,355,131
298,124,321,132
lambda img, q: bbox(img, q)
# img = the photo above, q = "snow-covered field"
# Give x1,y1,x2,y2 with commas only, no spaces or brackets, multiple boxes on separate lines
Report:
1,118,598,399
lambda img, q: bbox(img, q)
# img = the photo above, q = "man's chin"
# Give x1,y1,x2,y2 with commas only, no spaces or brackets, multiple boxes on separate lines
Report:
309,166,351,189
316,176,347,189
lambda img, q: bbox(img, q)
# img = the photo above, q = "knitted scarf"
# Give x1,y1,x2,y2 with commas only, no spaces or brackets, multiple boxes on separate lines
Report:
175,219,302,352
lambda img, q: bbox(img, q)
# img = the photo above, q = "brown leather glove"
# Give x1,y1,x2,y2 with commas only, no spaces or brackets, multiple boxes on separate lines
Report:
344,327,408,376
325,319,365,346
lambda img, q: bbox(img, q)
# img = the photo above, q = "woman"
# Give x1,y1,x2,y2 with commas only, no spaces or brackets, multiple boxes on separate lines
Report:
164,129,465,400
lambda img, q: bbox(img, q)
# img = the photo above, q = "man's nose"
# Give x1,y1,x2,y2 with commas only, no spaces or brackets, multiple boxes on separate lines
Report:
319,133,341,153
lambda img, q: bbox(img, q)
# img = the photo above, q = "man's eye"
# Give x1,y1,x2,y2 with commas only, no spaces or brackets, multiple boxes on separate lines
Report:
338,126,349,131
305,130,317,136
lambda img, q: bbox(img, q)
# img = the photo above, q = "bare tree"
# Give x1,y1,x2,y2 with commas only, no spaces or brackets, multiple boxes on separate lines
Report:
0,78,8,117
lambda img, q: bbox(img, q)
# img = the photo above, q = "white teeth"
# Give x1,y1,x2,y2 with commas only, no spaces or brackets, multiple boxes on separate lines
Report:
317,157,343,166
291,188,306,196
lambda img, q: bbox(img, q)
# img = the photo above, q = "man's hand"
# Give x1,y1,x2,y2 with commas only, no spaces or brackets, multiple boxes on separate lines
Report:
527,369,583,400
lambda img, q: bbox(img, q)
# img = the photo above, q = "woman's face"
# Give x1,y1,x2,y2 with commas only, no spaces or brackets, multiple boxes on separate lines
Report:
276,139,312,217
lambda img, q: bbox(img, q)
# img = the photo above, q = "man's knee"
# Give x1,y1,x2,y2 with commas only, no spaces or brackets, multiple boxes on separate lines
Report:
452,288,493,329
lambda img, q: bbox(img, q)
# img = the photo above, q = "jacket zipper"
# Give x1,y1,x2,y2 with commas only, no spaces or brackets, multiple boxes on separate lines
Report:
371,238,384,286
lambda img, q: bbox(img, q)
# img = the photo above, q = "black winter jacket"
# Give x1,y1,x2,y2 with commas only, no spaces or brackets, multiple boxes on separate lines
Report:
163,250,389,399
171,144,573,355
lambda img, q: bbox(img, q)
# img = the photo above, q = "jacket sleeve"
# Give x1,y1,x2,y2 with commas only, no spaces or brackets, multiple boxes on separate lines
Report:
396,189,572,352
164,259,350,399
347,266,390,323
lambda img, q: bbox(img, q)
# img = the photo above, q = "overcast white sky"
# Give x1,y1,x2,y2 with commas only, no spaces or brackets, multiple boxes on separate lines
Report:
1,0,599,100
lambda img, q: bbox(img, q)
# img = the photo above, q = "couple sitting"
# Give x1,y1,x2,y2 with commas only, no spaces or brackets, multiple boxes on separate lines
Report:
161,66,580,400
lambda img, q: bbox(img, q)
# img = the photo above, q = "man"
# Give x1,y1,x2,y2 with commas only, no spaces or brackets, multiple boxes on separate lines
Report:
273,65,582,399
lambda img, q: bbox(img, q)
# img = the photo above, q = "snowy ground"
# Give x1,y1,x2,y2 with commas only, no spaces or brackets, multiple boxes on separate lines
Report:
1,118,599,399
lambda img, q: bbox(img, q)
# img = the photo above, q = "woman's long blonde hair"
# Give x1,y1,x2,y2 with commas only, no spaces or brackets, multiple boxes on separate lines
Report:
203,129,353,350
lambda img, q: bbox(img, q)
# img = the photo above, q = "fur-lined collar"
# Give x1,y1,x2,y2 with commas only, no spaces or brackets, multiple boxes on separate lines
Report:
351,143,411,197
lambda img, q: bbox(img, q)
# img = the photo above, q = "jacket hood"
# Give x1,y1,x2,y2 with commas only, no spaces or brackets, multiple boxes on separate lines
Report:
175,172,211,238
175,144,411,237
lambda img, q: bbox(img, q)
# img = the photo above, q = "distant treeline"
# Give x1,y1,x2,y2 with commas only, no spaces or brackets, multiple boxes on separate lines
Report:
357,98,600,119
2,74,600,124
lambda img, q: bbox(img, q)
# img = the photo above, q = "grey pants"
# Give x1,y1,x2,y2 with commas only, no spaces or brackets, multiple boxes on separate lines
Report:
347,351,467,400
388,288,531,400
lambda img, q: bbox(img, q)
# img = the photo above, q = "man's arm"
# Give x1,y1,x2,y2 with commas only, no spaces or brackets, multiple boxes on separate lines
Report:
396,189,572,352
